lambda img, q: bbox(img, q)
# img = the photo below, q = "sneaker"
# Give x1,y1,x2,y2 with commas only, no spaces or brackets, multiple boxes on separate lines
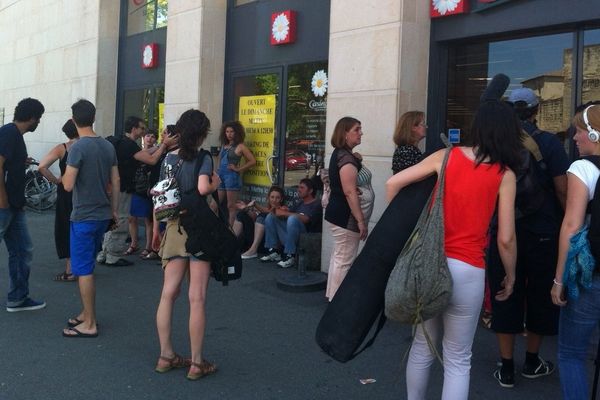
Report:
521,357,554,379
7,298,46,312
260,249,281,262
493,367,515,388
277,255,296,269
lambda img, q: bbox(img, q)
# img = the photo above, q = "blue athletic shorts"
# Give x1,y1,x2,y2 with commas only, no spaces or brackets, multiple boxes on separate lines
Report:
130,194,152,218
70,220,109,276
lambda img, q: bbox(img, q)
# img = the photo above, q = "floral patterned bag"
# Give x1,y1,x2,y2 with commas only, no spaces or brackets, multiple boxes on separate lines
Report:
150,159,183,221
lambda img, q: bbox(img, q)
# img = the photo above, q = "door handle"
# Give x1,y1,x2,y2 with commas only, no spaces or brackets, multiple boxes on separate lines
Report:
266,154,278,185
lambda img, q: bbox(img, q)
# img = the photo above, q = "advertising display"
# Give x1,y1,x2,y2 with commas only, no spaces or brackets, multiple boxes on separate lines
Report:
238,94,277,187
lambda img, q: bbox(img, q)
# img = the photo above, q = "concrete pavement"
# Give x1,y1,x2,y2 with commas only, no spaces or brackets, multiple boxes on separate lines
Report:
0,210,570,399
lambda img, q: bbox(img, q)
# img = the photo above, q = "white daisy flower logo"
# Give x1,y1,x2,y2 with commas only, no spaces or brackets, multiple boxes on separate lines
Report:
272,13,290,43
432,0,461,15
311,70,328,97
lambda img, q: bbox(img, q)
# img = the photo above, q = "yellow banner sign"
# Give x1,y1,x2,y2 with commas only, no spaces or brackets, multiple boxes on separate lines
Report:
238,95,276,186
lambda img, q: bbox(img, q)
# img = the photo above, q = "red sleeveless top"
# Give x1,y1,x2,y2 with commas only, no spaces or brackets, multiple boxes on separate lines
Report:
443,147,504,268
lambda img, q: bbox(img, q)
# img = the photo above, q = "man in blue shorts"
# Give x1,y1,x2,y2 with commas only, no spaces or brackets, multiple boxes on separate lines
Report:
0,97,47,312
61,99,119,338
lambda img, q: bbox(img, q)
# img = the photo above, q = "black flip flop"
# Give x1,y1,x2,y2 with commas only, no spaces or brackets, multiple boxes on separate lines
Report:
67,318,99,328
62,327,98,338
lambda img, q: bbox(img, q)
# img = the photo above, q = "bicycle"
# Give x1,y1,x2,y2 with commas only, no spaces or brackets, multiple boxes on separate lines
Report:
24,159,57,211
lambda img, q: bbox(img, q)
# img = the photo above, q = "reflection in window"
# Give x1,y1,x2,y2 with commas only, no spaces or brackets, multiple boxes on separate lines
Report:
122,87,164,134
447,33,573,140
284,62,328,191
127,0,168,36
582,29,600,106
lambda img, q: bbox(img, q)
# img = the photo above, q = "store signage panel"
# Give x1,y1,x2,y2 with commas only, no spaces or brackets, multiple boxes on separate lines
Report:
270,10,297,45
431,0,513,18
431,0,469,18
238,95,276,186
142,43,158,69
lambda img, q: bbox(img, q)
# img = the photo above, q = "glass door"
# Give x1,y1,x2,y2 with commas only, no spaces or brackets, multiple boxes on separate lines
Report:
232,69,282,201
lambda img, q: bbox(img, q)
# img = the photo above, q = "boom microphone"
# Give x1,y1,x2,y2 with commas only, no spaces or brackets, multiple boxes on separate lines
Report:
480,73,510,103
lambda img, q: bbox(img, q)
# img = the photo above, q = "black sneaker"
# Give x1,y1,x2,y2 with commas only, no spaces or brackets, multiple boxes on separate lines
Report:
493,367,514,388
521,357,554,379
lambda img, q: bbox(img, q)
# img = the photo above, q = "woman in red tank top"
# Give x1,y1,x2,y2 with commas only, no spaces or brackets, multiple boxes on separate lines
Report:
386,101,522,400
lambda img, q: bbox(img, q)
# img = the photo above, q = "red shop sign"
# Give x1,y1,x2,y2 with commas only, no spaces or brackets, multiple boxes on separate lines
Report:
270,10,297,45
430,0,469,18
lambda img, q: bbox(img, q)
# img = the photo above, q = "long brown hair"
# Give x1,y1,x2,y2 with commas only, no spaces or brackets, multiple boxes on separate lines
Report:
393,111,424,147
331,117,361,149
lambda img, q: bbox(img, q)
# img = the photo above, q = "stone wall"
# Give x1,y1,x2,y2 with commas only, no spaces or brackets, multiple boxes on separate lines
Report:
321,0,431,271
163,0,226,148
0,0,119,163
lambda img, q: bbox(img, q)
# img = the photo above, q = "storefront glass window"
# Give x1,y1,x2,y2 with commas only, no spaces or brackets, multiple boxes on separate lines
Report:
447,33,573,142
233,73,280,201
122,87,164,135
283,62,328,198
127,0,168,36
582,29,600,105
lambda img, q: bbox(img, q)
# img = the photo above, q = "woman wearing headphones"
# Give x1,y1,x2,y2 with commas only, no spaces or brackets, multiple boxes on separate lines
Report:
551,104,600,400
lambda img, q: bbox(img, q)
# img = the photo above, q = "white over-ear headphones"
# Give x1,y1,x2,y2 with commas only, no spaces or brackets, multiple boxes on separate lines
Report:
583,105,600,143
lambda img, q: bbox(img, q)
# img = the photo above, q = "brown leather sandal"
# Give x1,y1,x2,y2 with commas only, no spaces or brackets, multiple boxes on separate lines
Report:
186,360,217,380
155,353,191,373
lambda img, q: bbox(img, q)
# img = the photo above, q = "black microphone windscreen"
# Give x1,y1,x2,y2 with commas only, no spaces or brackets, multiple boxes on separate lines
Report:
480,73,510,103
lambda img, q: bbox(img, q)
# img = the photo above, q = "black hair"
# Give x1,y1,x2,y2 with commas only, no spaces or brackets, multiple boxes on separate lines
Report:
471,100,523,172
124,116,144,134
14,98,44,122
219,121,246,145
176,109,211,161
71,99,96,128
62,119,79,140
299,178,315,196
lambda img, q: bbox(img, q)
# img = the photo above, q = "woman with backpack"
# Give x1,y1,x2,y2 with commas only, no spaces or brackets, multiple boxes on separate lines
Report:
385,100,520,400
152,109,220,380
551,104,600,400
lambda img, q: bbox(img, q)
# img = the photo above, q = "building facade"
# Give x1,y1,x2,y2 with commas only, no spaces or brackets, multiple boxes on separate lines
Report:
1,0,598,271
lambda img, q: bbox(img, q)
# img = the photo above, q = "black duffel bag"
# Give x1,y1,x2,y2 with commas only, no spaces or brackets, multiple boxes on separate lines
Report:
178,150,242,286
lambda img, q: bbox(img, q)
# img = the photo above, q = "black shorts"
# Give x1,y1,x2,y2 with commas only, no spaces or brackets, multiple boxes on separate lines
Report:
487,229,559,336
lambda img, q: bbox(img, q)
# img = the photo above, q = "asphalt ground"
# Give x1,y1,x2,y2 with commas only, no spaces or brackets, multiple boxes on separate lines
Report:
0,210,579,400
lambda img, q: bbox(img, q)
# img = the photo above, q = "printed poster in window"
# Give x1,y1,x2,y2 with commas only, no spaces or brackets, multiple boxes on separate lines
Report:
238,95,276,186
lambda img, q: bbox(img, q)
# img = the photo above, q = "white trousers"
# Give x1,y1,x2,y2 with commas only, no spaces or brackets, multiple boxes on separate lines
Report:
325,224,360,301
406,258,485,400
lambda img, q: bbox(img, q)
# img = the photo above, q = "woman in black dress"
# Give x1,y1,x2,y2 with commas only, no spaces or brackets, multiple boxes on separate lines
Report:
38,119,79,281
391,111,426,174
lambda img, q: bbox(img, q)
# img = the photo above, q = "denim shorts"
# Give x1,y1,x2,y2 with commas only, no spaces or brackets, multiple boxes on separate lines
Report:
70,220,109,276
218,169,241,191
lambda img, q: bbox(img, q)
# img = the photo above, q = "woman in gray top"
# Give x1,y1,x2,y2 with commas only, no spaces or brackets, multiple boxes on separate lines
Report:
153,109,220,380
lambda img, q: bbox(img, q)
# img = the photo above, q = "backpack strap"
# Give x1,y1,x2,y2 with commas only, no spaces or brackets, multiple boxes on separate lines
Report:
192,149,220,205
